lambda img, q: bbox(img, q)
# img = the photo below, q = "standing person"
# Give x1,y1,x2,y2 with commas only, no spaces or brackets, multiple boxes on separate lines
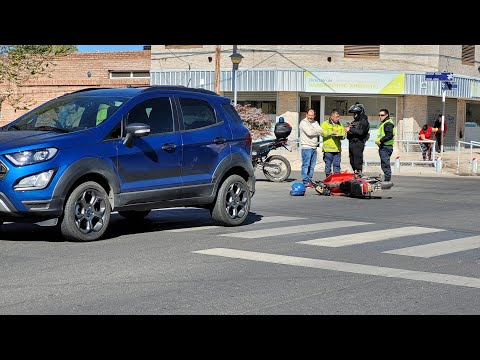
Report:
418,124,438,161
375,109,395,182
299,108,324,187
321,109,346,178
433,114,448,153
345,103,370,177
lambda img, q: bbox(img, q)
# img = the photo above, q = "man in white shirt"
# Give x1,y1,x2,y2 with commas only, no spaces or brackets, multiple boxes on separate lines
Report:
299,108,324,187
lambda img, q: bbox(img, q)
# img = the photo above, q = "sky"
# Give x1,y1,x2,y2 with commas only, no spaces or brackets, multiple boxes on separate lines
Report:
76,45,145,52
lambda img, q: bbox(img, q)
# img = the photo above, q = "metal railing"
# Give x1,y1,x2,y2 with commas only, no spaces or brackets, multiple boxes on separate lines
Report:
393,140,437,166
457,140,480,175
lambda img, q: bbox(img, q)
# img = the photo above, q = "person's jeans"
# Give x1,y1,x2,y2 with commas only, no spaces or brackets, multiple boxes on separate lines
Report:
379,145,393,181
420,142,432,161
323,151,341,177
301,148,317,183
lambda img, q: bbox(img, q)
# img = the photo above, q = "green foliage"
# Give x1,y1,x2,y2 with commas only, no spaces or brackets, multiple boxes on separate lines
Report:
235,103,274,140
0,45,77,111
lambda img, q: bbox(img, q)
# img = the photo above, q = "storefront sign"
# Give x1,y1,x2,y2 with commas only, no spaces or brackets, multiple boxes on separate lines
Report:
471,81,480,98
305,71,405,94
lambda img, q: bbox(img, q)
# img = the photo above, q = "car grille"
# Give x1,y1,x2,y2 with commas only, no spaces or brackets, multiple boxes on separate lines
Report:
0,160,8,180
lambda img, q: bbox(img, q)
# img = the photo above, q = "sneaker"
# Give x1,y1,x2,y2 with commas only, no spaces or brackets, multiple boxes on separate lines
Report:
303,181,313,188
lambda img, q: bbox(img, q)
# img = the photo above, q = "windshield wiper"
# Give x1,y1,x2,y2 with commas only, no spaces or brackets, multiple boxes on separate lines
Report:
34,126,70,133
6,124,23,131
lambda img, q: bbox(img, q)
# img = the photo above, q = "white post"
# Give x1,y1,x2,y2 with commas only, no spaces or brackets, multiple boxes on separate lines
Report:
436,157,442,173
394,156,400,173
440,89,446,169
472,157,478,174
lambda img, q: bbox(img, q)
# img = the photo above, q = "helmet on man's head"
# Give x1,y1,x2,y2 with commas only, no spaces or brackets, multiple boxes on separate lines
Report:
289,182,306,196
348,104,365,114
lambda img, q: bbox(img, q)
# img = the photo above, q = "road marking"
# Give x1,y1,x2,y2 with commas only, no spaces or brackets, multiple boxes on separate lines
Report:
218,221,371,238
166,216,304,232
384,235,480,258
193,248,480,289
167,225,220,232
298,226,445,247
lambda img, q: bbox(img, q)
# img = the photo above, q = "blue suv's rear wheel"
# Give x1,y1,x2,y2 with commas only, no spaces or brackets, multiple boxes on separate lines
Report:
211,174,250,226
60,181,111,242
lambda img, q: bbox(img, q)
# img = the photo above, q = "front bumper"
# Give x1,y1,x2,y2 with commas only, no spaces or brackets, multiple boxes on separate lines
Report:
0,191,63,222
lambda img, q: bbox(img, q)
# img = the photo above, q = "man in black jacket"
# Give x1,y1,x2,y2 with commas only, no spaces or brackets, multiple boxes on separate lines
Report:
345,103,370,177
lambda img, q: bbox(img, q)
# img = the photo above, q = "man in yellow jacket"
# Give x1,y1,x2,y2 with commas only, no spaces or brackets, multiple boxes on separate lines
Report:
375,108,395,182
321,109,347,178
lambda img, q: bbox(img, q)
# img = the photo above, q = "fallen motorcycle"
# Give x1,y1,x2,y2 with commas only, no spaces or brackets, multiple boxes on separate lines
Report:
312,172,394,198
251,118,292,182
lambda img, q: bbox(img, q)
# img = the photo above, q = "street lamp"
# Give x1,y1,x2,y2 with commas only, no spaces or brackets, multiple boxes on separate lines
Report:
230,45,243,106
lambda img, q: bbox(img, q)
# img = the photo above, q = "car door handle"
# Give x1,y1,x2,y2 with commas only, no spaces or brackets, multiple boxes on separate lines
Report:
162,143,176,152
213,137,226,144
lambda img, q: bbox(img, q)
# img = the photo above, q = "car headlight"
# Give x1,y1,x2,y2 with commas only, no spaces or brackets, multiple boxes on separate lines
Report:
14,169,56,190
5,148,58,166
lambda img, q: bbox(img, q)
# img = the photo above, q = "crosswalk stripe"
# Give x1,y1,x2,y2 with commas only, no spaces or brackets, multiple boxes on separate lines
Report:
167,225,220,232
218,221,371,239
166,215,304,232
297,226,445,247
193,248,480,289
383,235,480,258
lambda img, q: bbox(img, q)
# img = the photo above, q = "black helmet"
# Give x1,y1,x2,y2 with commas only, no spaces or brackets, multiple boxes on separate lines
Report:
348,104,364,114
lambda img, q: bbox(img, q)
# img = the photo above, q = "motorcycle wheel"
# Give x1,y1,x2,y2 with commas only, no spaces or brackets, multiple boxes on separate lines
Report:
263,155,291,182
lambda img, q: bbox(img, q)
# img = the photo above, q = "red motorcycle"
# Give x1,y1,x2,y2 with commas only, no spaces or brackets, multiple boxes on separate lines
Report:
312,172,393,198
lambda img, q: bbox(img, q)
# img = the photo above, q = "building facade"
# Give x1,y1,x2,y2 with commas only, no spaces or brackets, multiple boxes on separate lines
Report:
150,45,480,149
0,50,151,126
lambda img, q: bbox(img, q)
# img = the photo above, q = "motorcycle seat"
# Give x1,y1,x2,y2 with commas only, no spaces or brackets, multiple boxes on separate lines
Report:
252,140,275,152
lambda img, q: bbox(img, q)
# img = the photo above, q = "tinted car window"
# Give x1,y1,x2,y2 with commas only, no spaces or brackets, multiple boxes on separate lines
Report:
222,102,243,125
179,98,217,130
127,97,174,134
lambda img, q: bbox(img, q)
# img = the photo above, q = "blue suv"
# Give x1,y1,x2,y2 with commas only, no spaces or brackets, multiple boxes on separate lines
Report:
0,86,255,241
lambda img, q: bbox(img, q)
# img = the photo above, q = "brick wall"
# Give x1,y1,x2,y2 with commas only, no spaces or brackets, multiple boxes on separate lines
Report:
0,51,150,126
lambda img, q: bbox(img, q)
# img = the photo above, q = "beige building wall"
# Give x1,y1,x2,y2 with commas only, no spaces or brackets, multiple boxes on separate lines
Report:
277,92,299,139
401,95,429,140
151,45,455,73
439,45,480,78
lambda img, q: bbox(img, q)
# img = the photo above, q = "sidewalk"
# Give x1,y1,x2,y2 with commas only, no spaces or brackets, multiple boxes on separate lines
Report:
268,145,480,178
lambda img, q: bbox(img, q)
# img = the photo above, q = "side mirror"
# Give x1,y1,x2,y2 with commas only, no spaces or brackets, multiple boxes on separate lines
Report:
123,122,150,148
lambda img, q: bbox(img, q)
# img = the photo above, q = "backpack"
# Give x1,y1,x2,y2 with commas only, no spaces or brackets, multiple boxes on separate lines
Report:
364,120,370,142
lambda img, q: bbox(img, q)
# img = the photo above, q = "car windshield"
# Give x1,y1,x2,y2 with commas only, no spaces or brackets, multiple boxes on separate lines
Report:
6,95,130,132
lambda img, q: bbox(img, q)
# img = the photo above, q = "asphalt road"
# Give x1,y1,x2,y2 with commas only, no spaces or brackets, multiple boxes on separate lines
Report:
1,170,480,315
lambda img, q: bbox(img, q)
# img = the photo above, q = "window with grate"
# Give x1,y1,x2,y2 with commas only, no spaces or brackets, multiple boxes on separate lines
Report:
462,45,475,65
344,45,380,58
110,71,150,79
165,45,203,49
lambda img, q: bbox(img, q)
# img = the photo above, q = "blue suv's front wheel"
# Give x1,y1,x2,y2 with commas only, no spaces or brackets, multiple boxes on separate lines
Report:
211,174,251,226
60,181,111,242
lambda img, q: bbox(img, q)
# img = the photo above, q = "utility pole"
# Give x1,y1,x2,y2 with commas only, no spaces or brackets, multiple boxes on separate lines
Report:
214,45,221,94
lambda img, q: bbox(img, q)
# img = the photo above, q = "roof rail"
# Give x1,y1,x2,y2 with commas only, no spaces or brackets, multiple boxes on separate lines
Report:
68,87,113,94
140,85,218,96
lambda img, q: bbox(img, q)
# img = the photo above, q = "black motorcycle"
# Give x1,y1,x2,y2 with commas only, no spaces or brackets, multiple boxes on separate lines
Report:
251,119,292,182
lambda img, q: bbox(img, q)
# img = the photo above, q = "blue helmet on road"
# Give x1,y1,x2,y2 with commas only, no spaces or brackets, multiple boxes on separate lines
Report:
290,182,306,196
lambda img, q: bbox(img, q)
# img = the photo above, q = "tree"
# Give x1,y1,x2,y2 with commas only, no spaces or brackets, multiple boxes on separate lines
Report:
0,45,77,112
235,103,274,140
